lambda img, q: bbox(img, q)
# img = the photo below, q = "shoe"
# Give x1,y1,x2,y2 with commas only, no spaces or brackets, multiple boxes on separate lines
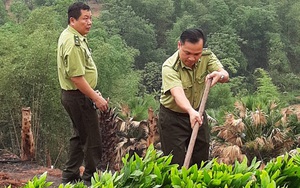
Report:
62,176,82,185
83,180,91,187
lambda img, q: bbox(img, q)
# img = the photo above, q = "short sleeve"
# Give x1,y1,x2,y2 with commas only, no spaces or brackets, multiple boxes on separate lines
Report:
207,52,223,72
161,65,182,94
64,46,85,77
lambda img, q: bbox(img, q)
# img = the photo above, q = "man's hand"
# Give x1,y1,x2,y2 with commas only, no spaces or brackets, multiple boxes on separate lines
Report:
94,95,109,112
206,71,222,87
170,87,203,128
188,109,203,128
71,76,109,112
206,69,229,87
94,90,109,111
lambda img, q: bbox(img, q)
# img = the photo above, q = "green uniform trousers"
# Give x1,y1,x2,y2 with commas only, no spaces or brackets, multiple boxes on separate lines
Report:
61,90,102,183
158,104,210,168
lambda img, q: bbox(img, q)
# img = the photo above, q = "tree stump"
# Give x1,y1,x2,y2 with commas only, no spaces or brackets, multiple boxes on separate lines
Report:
21,107,35,161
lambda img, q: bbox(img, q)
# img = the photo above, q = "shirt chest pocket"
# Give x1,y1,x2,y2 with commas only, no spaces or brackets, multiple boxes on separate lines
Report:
182,80,193,99
196,70,207,84
196,75,205,84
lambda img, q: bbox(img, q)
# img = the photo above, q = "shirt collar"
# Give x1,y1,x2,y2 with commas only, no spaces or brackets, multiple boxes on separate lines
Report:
67,25,87,42
172,51,201,71
179,57,200,70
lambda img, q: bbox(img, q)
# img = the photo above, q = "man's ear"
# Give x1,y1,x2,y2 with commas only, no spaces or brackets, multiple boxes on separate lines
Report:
177,41,181,50
69,17,76,26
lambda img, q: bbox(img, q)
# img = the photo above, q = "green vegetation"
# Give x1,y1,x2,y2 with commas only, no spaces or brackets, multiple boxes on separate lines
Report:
1,0,300,176
14,146,300,188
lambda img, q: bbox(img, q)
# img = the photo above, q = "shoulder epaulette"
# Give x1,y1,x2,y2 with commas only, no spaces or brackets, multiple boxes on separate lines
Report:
74,35,80,46
202,48,212,56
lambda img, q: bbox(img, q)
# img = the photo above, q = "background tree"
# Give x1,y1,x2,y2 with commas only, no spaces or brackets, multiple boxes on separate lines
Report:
125,0,175,49
142,62,162,95
0,22,24,154
165,14,198,55
88,18,141,104
254,68,280,103
206,27,245,77
281,1,300,73
0,0,8,25
101,1,167,70
231,5,278,75
9,0,30,23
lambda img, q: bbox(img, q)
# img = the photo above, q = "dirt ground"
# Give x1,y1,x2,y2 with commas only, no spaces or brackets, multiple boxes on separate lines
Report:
0,150,62,188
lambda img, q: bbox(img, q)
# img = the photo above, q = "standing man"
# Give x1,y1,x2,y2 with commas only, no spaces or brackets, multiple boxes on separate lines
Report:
158,28,229,168
57,2,108,185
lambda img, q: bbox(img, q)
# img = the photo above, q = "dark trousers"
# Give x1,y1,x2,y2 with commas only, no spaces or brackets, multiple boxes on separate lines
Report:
158,104,210,168
61,90,102,183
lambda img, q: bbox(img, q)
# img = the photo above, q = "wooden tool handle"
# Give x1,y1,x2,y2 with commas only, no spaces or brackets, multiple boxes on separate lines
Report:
183,78,212,168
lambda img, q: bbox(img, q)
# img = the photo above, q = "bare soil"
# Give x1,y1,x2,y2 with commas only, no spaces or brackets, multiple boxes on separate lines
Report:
0,150,62,188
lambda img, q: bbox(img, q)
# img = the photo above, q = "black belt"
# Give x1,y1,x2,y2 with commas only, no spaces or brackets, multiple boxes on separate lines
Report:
160,104,196,117
61,89,84,96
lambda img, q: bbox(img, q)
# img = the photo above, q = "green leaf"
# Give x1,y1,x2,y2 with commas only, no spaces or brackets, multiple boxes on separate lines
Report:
171,176,182,186
260,170,271,188
131,169,143,177
233,157,248,174
181,167,188,182
153,164,162,180
270,169,280,181
144,161,154,175
266,180,276,188
244,180,254,188
209,179,221,186
203,170,212,184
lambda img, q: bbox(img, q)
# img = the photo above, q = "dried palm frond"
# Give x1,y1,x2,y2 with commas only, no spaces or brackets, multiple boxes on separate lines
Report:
98,107,152,171
119,103,131,118
210,140,223,156
212,100,299,164
281,108,294,127
257,137,267,147
234,119,245,132
147,108,160,148
270,101,277,110
207,114,218,125
217,129,229,140
265,137,275,150
98,108,121,171
234,101,247,118
270,128,284,144
289,149,299,156
251,109,267,127
274,119,281,127
235,137,243,147
224,113,235,126
109,108,161,171
270,128,294,150
113,121,150,170
297,113,300,122
213,113,245,146
216,145,245,165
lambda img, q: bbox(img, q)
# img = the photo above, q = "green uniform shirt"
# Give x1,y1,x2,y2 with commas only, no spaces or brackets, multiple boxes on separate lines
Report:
160,49,223,113
57,26,97,90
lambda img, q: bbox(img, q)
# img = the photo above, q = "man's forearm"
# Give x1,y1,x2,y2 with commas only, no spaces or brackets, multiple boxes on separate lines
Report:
171,87,194,114
70,76,99,101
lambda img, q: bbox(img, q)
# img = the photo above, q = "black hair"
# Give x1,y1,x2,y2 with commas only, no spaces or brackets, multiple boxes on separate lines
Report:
179,28,206,46
68,2,91,24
